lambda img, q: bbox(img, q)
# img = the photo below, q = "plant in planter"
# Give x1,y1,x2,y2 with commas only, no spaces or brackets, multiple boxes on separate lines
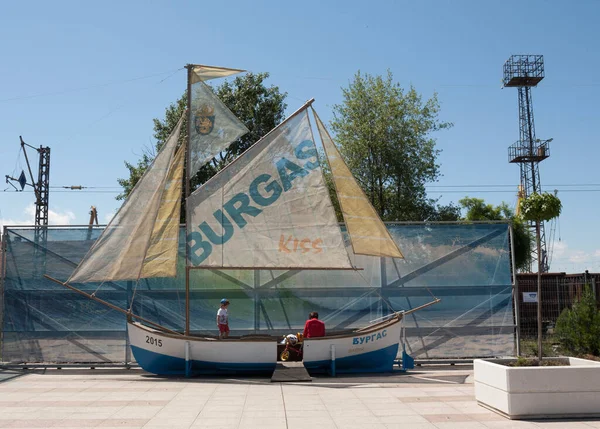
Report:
555,284,600,357
519,192,562,362
471,193,596,420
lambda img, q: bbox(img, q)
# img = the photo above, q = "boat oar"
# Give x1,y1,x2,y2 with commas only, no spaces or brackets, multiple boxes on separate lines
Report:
398,298,441,317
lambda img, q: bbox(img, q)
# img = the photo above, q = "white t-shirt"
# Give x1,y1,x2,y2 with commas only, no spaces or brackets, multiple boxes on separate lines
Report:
217,308,228,325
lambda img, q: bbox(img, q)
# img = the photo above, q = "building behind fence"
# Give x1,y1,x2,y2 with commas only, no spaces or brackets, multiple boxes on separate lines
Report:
515,271,599,339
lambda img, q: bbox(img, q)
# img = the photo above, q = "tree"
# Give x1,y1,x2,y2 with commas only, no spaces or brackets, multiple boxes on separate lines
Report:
117,72,287,204
431,202,463,221
459,197,512,221
320,143,460,224
458,197,532,272
510,219,533,273
520,192,562,363
330,70,453,222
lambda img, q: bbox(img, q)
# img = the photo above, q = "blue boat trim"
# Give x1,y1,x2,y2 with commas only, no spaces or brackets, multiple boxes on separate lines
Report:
130,345,276,376
304,343,399,374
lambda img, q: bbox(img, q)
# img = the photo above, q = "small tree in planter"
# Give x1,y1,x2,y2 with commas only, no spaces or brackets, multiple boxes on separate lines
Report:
519,192,562,363
555,284,600,357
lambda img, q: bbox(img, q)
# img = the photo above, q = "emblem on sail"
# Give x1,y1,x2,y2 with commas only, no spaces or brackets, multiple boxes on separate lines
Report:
194,103,215,135
189,81,249,177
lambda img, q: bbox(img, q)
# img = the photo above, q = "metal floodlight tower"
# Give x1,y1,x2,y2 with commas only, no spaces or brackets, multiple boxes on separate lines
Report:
504,55,550,272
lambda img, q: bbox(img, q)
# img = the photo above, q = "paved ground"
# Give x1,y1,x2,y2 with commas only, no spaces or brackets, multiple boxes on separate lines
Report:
0,365,599,428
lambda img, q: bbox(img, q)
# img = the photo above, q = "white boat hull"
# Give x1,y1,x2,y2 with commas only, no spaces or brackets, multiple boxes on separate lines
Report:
302,315,402,374
128,322,277,375
128,315,402,376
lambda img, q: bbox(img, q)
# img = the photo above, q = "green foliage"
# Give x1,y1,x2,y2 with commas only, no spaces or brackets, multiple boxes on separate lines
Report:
426,202,462,222
555,285,600,356
458,197,511,221
330,70,452,221
507,356,566,367
511,218,532,272
116,72,287,213
515,355,531,366
212,73,286,167
520,192,562,223
520,336,560,358
458,197,532,271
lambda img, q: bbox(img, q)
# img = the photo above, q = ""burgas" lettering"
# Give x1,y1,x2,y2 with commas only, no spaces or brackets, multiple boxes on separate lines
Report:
352,329,387,345
187,140,318,265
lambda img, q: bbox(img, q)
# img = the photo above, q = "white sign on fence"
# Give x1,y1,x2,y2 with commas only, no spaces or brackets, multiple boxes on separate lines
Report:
523,292,538,303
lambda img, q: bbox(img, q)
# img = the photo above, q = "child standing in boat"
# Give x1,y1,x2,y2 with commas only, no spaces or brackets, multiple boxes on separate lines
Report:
217,299,230,339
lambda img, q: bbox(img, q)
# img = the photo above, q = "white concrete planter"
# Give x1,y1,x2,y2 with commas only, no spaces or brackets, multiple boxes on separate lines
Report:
474,357,600,420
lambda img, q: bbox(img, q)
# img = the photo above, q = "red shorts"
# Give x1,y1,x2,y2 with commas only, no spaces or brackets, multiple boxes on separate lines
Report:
218,324,229,334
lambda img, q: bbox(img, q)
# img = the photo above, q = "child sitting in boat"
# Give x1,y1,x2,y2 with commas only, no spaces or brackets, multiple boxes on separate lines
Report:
303,312,325,338
217,299,230,339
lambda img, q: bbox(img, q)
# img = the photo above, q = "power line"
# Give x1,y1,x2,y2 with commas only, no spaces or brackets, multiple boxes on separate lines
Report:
3,190,121,194
49,186,121,189
43,182,600,190
425,183,600,188
428,189,600,193
0,68,184,103
5,188,600,195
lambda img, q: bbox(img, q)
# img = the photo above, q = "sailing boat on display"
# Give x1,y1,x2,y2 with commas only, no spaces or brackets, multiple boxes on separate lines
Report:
46,64,439,376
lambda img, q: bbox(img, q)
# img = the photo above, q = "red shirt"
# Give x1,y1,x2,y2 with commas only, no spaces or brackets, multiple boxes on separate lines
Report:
303,318,325,338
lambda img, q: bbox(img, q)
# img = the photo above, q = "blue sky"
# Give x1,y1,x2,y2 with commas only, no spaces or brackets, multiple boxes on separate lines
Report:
1,0,598,273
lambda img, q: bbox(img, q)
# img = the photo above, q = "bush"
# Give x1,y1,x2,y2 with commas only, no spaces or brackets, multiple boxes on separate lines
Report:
555,285,600,356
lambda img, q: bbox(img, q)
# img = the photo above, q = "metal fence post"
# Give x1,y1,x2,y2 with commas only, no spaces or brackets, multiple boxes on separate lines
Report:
380,257,387,320
0,227,5,360
254,271,260,333
509,224,521,356
125,280,132,367
556,277,560,318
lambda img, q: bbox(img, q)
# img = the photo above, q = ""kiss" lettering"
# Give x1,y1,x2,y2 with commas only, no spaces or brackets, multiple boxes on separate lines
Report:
278,235,323,254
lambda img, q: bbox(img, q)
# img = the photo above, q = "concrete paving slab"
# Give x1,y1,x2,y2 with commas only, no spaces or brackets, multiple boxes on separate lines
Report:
0,366,599,428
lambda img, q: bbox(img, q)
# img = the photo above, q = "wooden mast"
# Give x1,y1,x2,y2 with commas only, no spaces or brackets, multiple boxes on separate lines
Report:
185,65,192,336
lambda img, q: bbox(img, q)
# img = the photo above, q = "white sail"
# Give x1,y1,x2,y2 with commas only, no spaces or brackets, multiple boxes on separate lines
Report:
313,108,404,259
190,64,245,83
189,80,249,177
186,107,352,269
68,117,184,284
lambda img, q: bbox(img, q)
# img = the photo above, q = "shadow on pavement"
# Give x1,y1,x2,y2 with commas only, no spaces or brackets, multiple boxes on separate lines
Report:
2,365,472,387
